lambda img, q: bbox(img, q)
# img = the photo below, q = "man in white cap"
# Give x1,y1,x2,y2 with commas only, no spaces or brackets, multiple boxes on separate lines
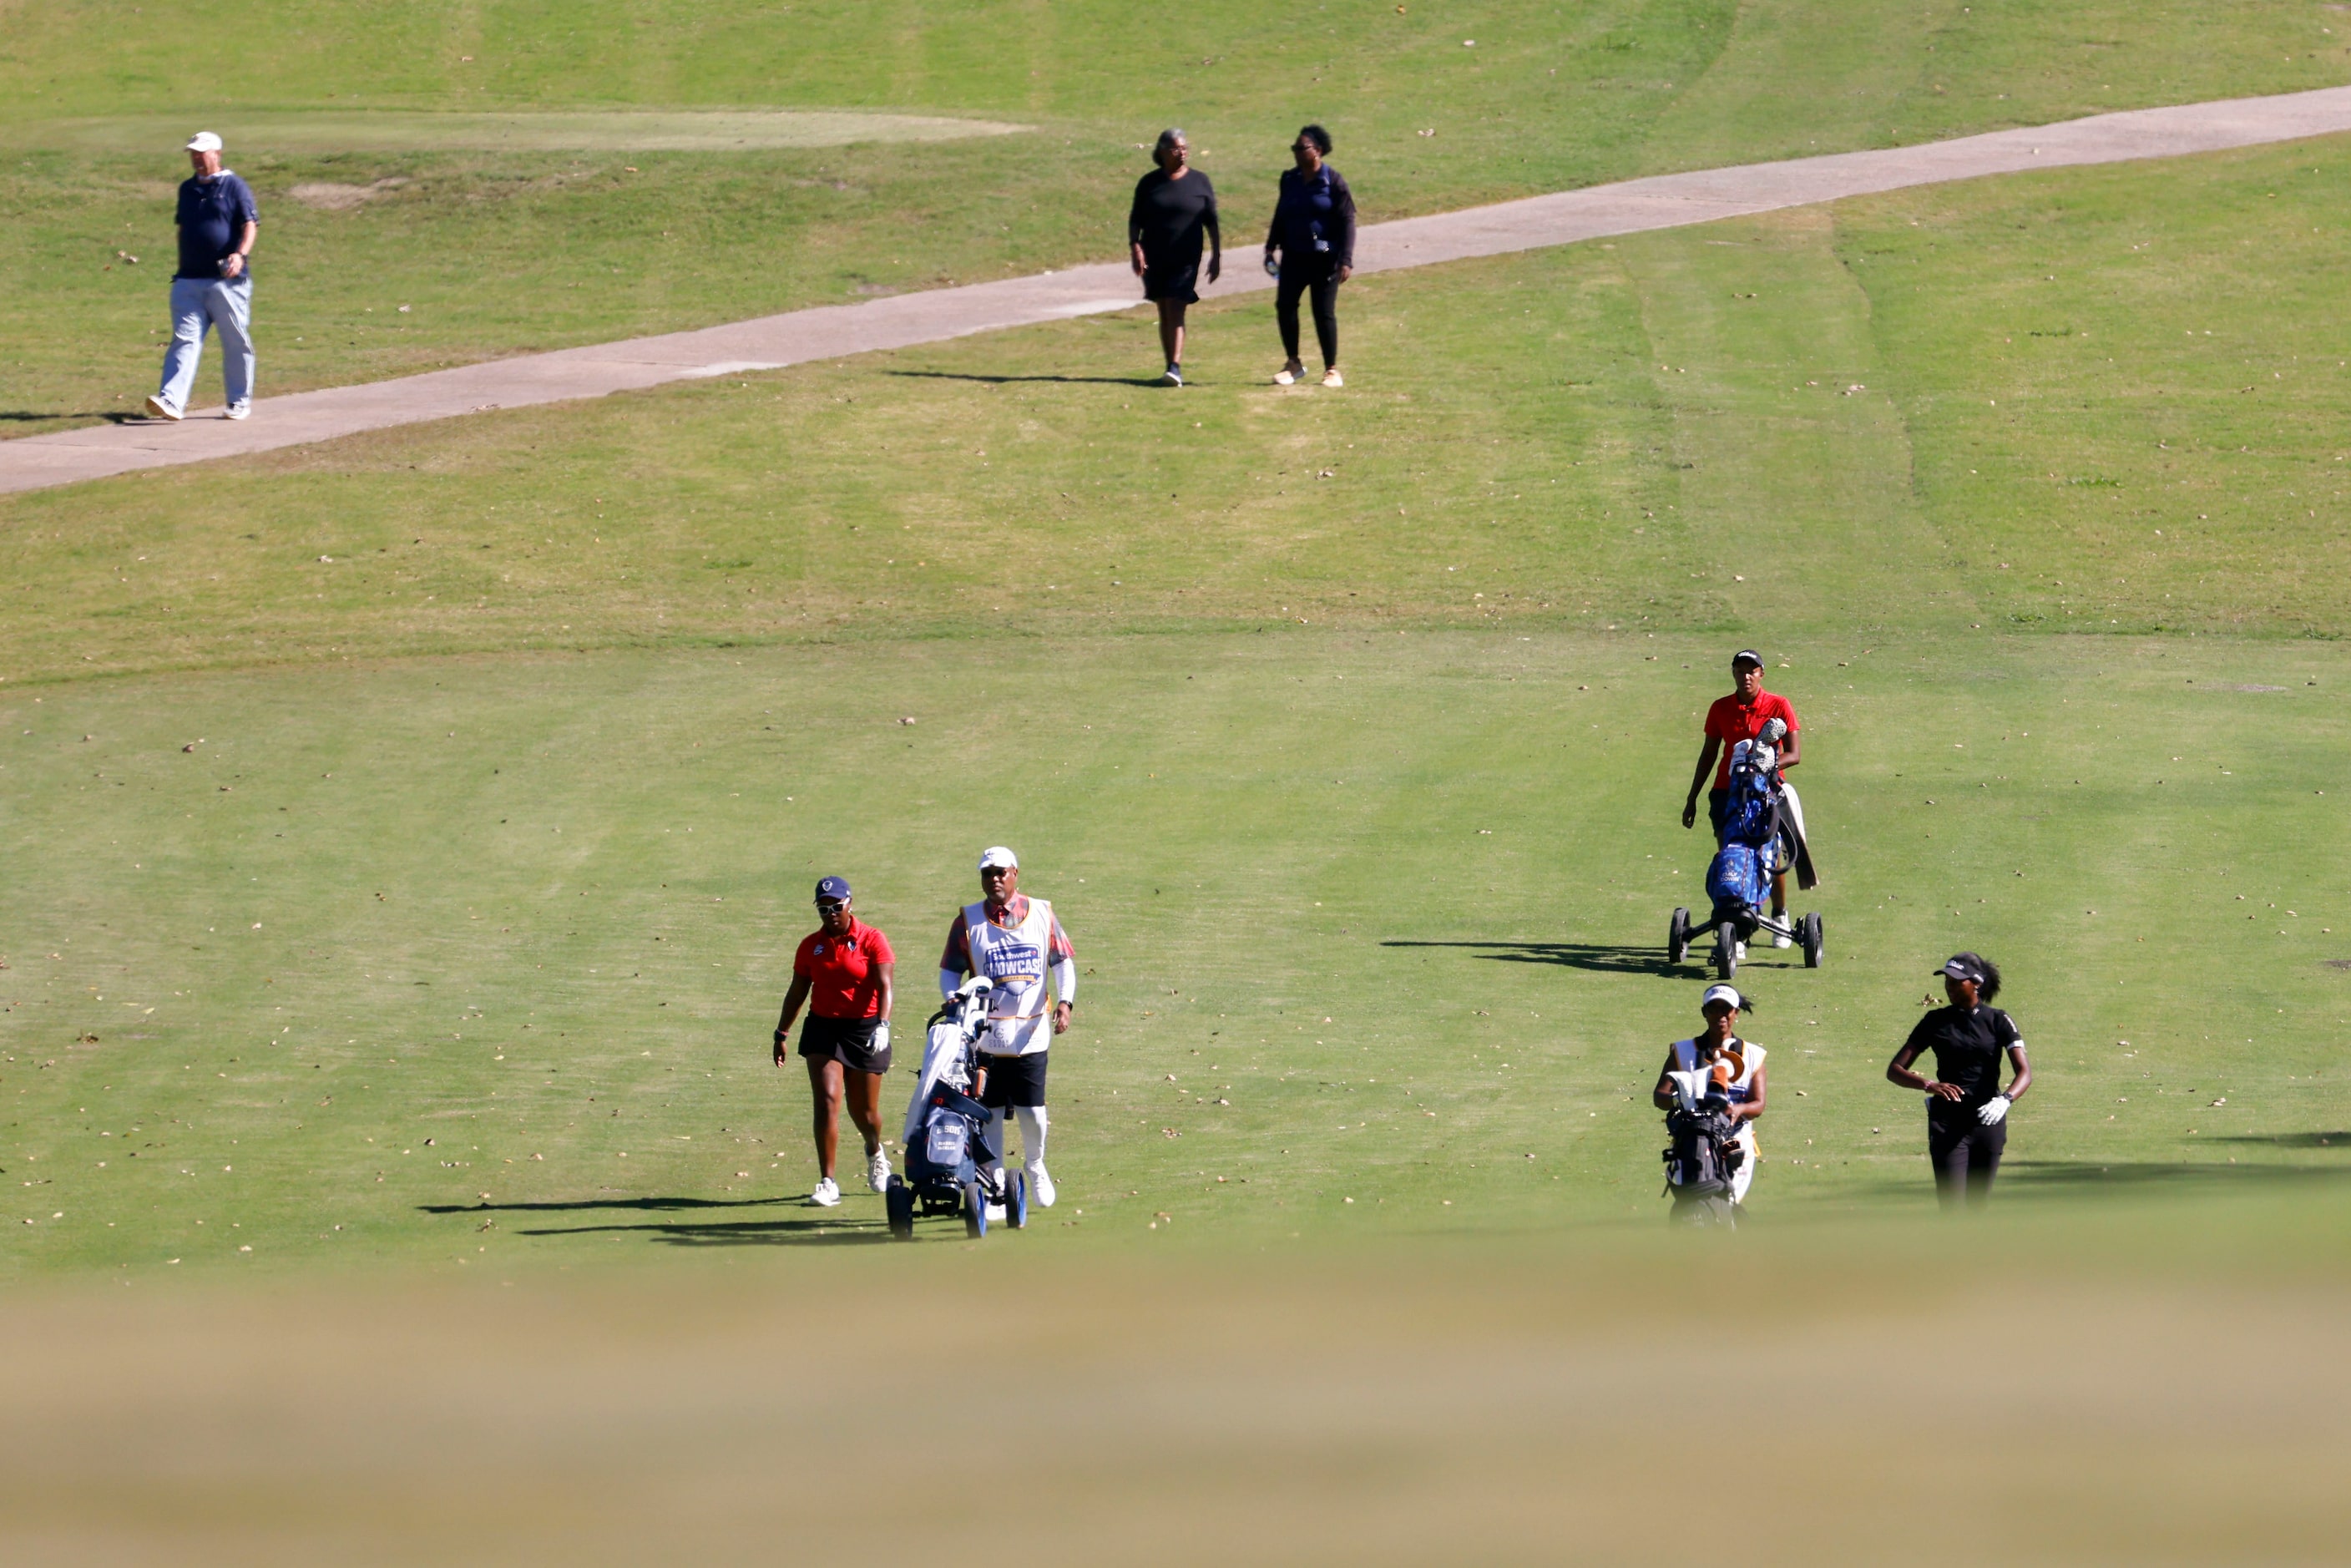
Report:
144,132,259,422
938,846,1077,1206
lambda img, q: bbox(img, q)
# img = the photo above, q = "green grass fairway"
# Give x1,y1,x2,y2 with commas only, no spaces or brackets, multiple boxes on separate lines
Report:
8,135,2351,689
6,0,2348,433
5,631,2346,1275
34,109,1032,154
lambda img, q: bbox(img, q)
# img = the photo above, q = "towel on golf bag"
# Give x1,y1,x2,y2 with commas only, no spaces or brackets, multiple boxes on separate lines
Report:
1780,780,1819,892
902,1018,977,1146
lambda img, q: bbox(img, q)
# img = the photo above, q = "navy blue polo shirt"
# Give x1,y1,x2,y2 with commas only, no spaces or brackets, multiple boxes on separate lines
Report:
175,172,260,281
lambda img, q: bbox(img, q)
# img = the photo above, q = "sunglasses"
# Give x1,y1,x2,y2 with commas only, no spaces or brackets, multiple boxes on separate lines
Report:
814,899,848,913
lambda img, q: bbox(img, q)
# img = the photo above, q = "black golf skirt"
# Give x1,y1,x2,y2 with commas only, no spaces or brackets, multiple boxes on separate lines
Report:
799,1014,891,1075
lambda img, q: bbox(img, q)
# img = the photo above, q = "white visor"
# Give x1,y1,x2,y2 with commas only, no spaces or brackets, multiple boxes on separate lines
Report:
1699,984,1746,1013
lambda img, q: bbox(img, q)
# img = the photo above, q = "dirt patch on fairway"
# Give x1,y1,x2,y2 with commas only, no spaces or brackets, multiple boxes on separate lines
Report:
286,177,412,211
39,109,1031,156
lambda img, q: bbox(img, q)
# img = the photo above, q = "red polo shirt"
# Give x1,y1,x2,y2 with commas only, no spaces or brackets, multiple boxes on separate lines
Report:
1704,690,1799,788
794,918,895,1019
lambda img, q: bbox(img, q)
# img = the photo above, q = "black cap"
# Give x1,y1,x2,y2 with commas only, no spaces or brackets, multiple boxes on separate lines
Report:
1732,649,1764,670
1934,953,1988,984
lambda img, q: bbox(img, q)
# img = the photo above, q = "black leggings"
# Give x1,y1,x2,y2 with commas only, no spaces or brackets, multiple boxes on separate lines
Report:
1929,1110,2006,1208
1277,266,1340,368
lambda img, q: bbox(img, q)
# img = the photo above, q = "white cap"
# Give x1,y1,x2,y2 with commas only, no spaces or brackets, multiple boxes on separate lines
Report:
1699,984,1747,1013
186,131,224,153
978,845,1019,871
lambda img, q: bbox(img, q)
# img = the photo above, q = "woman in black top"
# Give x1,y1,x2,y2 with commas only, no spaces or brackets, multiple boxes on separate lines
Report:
1886,953,2033,1208
1128,128,1220,387
1263,124,1356,387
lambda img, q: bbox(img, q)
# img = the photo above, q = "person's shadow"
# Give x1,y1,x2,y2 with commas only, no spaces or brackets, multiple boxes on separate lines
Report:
418,1194,887,1247
887,370,1170,388
1381,938,1686,979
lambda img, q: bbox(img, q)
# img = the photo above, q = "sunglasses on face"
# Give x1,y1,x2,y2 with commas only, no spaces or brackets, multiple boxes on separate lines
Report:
815,899,847,913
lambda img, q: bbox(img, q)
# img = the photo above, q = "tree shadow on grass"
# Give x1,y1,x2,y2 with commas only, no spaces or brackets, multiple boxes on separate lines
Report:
2206,1131,2351,1150
2000,1158,2351,1191
515,1214,892,1247
1381,938,1705,979
886,369,1167,388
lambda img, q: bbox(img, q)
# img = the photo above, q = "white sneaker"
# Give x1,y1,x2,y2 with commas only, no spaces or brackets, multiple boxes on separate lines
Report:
143,395,182,422
225,402,250,421
810,1176,841,1207
867,1146,890,1193
1735,940,1747,962
1772,918,1792,949
1320,368,1345,388
1160,366,1182,387
1029,1162,1056,1208
1272,365,1300,386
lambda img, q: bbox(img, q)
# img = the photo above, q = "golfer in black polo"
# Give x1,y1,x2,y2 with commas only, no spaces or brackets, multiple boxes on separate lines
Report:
1886,953,2033,1208
1128,128,1220,387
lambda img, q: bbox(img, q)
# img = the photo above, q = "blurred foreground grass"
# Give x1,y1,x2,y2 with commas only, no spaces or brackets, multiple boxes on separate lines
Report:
6,1191,2349,1565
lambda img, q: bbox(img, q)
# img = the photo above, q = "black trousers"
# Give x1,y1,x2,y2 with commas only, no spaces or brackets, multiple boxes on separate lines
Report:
1277,265,1341,368
1929,1109,2006,1207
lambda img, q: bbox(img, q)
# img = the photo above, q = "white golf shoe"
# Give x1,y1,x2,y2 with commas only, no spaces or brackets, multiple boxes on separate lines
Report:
810,1176,841,1207
143,395,182,422
225,401,251,421
1273,364,1301,386
1029,1162,1057,1208
1320,368,1345,388
1772,917,1792,949
867,1146,890,1193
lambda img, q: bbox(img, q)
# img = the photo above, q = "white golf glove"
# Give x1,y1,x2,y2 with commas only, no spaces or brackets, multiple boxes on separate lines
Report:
872,1021,892,1056
1976,1095,2010,1127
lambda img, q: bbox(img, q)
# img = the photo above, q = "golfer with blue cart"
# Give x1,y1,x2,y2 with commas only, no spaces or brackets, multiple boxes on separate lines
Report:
1672,651,1821,979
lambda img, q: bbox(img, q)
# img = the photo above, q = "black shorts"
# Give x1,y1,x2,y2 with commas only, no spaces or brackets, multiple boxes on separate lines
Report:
977,1050,1048,1109
799,1014,890,1075
1707,787,1731,840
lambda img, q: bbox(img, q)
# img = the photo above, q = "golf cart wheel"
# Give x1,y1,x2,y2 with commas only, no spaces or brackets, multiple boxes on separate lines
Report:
1802,912,1824,969
1715,922,1739,981
961,1181,988,1238
1010,1171,1029,1230
885,1176,914,1240
1668,908,1691,965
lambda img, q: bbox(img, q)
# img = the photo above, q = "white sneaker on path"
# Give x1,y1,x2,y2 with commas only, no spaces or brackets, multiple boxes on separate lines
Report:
143,396,181,421
810,1176,841,1207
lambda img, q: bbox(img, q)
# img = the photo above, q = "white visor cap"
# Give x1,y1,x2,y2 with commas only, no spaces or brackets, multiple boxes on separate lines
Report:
186,131,224,153
1699,983,1747,1013
978,845,1019,872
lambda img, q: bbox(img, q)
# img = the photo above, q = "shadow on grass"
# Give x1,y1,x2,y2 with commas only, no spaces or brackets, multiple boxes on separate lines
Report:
2002,1158,2351,1191
886,369,1167,388
0,410,139,424
2207,1131,2351,1150
419,1195,791,1216
1382,938,1729,979
515,1214,892,1247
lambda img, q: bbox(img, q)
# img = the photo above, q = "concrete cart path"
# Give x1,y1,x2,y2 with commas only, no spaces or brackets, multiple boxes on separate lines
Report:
12,82,2351,498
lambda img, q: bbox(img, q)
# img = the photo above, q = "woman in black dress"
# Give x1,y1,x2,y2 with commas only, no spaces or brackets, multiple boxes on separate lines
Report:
1886,953,2033,1209
1128,128,1220,387
1263,124,1356,387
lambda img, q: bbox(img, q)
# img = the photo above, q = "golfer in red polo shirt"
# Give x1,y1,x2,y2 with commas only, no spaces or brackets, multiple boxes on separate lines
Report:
1682,650,1802,941
771,876,895,1207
